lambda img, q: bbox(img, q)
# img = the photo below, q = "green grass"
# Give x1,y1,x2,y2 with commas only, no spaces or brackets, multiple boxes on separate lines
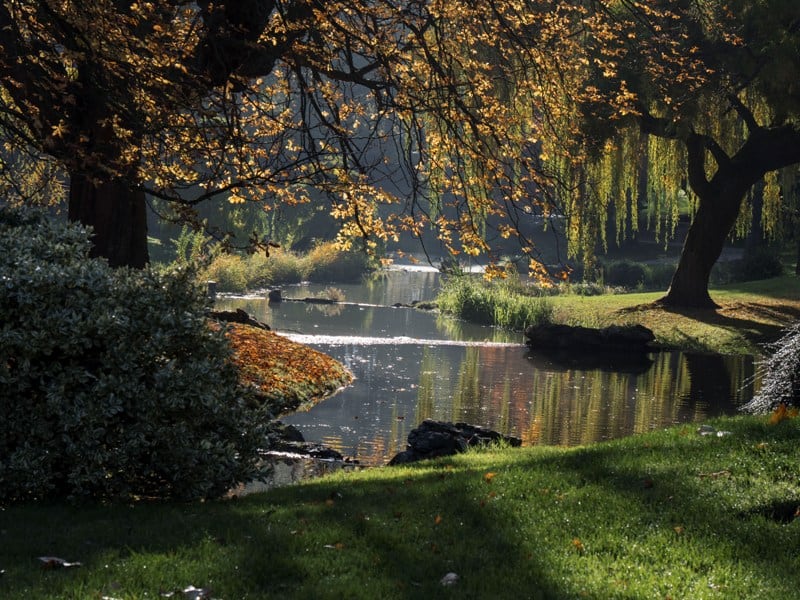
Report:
2,415,798,598
439,274,800,355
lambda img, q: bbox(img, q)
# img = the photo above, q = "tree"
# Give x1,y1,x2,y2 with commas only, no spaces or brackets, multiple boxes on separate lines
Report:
0,0,588,271
568,0,800,307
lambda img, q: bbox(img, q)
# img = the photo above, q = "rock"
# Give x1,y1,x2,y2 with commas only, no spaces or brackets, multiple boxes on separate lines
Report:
268,288,282,303
524,323,655,352
524,323,655,373
388,419,521,465
302,297,338,304
209,308,270,330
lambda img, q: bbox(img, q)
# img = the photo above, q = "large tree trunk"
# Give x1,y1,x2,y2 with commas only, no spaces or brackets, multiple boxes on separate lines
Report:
68,173,149,268
660,183,748,309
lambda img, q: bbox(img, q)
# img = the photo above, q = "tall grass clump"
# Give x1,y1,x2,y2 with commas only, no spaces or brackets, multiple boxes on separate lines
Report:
199,241,374,293
302,241,375,283
438,276,553,330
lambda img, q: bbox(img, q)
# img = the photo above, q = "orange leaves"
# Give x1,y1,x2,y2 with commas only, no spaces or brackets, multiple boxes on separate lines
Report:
222,323,352,411
769,403,799,425
571,538,585,554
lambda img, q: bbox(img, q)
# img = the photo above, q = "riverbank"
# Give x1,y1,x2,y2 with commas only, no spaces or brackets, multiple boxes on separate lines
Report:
2,413,798,598
548,275,800,355
439,274,800,355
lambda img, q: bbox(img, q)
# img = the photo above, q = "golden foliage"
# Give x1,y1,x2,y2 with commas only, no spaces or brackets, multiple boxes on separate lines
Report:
1,0,796,280
222,323,352,414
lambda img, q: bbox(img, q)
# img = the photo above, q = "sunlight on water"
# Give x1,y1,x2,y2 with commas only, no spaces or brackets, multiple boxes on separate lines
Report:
217,270,760,466
280,333,521,347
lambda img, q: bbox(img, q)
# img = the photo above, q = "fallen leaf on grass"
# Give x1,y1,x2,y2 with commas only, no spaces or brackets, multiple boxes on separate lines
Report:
324,543,345,550
37,556,82,569
572,538,585,554
698,469,731,479
483,472,496,483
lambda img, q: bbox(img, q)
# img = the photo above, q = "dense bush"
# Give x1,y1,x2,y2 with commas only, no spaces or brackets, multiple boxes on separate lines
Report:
0,208,267,503
304,242,374,283
601,260,648,289
708,249,782,286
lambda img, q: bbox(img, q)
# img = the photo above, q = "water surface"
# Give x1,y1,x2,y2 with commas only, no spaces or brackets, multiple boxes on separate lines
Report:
217,269,758,464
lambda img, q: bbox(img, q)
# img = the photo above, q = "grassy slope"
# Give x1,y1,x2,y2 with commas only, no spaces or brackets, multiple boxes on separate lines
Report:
1,415,798,599
547,275,800,354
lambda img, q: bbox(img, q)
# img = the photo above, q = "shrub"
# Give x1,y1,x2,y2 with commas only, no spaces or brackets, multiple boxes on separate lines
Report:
202,252,250,293
643,262,676,291
734,247,784,282
601,260,648,289
303,241,374,283
0,208,266,503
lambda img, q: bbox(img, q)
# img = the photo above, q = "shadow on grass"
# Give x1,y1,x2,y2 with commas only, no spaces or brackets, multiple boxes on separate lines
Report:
618,299,800,352
1,419,798,598
0,470,570,599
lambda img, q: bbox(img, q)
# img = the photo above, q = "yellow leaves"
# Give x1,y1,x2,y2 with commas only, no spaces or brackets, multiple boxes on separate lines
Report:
50,120,68,138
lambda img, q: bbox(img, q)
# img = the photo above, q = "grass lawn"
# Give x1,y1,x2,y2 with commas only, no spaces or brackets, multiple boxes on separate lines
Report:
1,414,798,599
547,275,800,354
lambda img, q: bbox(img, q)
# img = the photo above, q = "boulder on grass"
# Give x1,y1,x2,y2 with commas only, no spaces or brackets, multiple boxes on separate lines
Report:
389,419,521,465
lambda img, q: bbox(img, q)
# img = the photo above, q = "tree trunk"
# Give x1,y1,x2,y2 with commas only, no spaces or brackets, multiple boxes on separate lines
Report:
68,173,149,268
660,184,747,308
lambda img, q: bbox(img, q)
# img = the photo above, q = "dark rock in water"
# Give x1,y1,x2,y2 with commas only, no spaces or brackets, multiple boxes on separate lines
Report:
230,424,353,496
389,419,521,465
391,300,438,310
268,288,282,303
209,308,270,330
524,323,655,352
524,323,655,373
265,421,346,461
267,421,305,443
302,297,338,305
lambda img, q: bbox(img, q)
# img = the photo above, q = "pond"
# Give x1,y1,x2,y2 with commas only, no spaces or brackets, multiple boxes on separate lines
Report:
216,268,760,465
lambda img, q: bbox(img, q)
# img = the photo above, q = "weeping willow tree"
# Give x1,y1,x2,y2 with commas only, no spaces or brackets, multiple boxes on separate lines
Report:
548,0,800,308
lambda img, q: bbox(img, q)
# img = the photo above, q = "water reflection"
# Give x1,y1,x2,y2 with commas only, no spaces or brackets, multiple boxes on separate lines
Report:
216,271,759,465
